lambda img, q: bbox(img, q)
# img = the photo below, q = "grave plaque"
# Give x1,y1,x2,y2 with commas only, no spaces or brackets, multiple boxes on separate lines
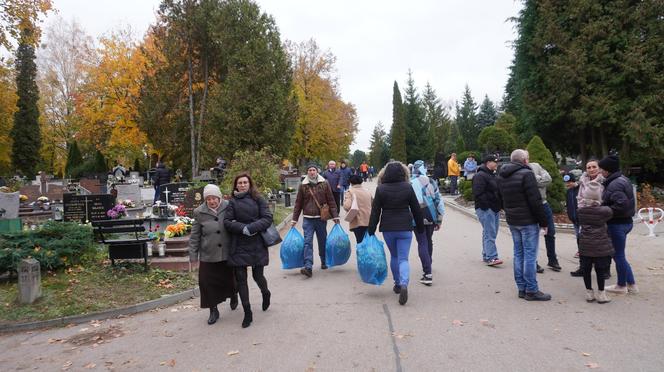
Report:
0,191,20,219
18,258,41,304
116,183,141,204
159,182,191,205
63,193,115,223
182,187,205,216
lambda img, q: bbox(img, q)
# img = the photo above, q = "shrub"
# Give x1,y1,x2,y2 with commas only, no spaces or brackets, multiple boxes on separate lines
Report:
459,178,474,202
0,221,95,273
478,126,516,154
526,135,565,213
221,149,281,196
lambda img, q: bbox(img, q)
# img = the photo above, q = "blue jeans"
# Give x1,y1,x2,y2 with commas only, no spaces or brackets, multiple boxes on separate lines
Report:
476,208,500,261
303,218,327,269
509,224,540,293
153,185,161,203
542,203,557,262
607,223,635,286
383,231,413,287
415,225,435,275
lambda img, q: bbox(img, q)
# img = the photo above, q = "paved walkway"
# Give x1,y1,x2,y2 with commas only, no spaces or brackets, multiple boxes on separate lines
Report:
2,180,664,371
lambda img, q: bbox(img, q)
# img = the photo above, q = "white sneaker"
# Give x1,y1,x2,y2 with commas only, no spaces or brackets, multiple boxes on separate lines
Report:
597,290,611,303
419,274,433,286
627,284,639,294
585,289,596,302
605,284,627,294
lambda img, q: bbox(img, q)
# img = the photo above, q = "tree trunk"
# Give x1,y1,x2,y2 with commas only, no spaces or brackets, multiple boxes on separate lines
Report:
187,50,197,177
197,56,208,177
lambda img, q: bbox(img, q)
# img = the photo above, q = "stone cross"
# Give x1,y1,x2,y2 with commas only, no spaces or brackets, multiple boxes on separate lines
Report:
163,189,171,205
18,258,41,304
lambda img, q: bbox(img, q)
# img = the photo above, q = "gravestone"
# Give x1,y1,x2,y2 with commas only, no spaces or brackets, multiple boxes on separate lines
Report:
63,193,115,223
159,182,191,205
18,258,41,304
116,183,141,204
182,186,205,216
0,191,20,219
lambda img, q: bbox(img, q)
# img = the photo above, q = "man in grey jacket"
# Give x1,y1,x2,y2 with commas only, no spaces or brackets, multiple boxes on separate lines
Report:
529,162,561,273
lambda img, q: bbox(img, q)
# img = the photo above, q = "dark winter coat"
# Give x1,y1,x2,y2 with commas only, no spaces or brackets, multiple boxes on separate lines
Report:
153,164,171,186
189,202,232,262
292,175,339,221
497,162,548,227
577,205,614,257
322,168,342,191
368,181,425,234
566,186,579,225
223,193,273,267
339,166,352,187
602,171,635,225
472,165,502,212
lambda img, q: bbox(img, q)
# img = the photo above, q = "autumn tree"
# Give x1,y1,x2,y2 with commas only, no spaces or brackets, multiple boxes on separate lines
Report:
11,28,41,178
0,61,16,174
390,81,406,162
0,0,52,51
288,39,357,166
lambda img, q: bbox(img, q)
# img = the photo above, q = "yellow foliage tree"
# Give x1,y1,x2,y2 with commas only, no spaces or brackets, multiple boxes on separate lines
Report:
75,30,148,164
288,39,357,166
0,62,17,174
0,0,52,50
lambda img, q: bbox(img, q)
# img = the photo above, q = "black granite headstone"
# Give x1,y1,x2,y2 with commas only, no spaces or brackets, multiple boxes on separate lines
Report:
159,183,191,205
63,193,115,223
182,187,205,216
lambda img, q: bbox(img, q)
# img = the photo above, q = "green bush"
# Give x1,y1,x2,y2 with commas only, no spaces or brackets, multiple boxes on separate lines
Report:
526,135,565,213
221,149,281,196
478,126,516,154
459,178,474,202
0,221,95,273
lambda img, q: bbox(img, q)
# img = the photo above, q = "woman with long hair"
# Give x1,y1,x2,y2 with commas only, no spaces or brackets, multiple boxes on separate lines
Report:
224,173,273,328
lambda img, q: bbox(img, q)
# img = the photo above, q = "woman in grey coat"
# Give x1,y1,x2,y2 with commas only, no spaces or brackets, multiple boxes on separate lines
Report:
189,184,238,325
224,173,273,328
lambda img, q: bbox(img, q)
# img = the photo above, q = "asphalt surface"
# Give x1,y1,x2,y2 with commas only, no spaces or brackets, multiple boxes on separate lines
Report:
2,180,664,371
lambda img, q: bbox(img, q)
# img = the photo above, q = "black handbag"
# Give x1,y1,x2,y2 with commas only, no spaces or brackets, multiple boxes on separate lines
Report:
260,224,283,247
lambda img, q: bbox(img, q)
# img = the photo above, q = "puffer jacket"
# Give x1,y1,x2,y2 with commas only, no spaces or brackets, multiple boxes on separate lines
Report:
472,165,502,212
577,205,614,257
224,193,273,267
602,171,635,225
497,162,547,227
339,166,352,187
189,202,232,262
153,164,171,186
292,175,339,221
368,181,424,234
322,168,342,191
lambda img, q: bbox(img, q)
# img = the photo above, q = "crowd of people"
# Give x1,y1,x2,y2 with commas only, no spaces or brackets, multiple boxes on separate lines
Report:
188,151,638,328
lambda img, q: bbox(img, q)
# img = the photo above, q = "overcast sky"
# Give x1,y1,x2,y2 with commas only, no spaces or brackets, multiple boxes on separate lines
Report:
45,0,523,152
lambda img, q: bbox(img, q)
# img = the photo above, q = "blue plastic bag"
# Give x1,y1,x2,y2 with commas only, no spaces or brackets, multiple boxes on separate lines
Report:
280,227,305,269
356,233,388,285
325,224,351,267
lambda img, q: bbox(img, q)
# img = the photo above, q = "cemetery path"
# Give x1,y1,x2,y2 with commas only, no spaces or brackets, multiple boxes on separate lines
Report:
2,180,664,371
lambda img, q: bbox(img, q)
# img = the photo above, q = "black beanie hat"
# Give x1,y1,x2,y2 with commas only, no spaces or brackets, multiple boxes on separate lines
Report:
306,162,319,171
598,155,620,173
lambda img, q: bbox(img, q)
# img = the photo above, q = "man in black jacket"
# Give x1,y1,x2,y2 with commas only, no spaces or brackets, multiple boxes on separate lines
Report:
497,149,551,301
152,162,171,203
472,155,503,266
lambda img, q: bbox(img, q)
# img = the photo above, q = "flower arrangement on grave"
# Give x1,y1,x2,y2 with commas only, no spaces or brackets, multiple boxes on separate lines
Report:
175,204,187,217
106,204,127,219
147,225,161,242
174,216,194,230
19,194,28,202
121,199,136,208
37,196,49,203
164,222,188,238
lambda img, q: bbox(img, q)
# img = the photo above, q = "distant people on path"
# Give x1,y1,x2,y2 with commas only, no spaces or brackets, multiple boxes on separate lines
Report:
291,163,340,278
529,162,561,273
342,174,372,244
368,161,424,305
447,153,460,195
577,180,614,304
498,149,550,301
360,161,369,181
472,155,503,266
339,161,352,198
224,174,274,328
152,162,171,203
189,184,238,325
463,155,478,180
598,155,638,295
410,160,445,286
369,165,375,181
322,160,342,212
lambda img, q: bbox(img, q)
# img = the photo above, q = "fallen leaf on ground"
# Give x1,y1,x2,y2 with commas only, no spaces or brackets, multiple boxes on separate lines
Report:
164,331,174,337
83,362,96,368
227,350,240,356
62,360,73,370
252,342,262,346
585,362,600,369
170,309,179,312
160,359,176,367
582,352,591,357
79,328,89,332
48,338,62,344
452,320,464,326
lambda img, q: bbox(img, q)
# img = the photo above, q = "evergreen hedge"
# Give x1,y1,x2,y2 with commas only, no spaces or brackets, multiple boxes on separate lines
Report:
526,136,565,213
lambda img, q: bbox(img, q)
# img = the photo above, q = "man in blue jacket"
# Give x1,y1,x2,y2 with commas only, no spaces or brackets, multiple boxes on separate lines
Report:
322,160,342,211
339,161,352,200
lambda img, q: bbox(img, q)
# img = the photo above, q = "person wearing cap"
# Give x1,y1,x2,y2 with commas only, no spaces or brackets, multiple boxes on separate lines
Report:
189,184,238,325
292,163,340,277
598,155,638,294
528,161,562,273
472,155,503,266
564,172,580,234
497,149,551,301
410,160,445,286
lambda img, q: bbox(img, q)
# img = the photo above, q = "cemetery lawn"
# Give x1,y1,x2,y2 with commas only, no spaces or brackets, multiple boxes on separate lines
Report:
273,205,291,227
0,263,197,325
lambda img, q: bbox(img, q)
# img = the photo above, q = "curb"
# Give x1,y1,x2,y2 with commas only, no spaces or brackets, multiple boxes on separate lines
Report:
443,197,576,234
0,287,200,334
275,212,293,231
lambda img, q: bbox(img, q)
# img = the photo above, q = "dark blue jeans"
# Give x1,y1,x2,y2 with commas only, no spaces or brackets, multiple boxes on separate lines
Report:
450,176,458,194
509,224,540,293
607,223,635,286
542,203,557,262
303,218,327,269
415,225,435,275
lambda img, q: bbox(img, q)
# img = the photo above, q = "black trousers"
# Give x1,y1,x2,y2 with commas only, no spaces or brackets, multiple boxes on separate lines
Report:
351,226,368,244
331,192,341,212
235,266,269,310
579,255,611,290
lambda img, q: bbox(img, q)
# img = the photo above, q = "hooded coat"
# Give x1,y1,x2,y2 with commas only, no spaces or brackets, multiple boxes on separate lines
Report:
497,162,548,227
223,193,273,267
577,205,614,257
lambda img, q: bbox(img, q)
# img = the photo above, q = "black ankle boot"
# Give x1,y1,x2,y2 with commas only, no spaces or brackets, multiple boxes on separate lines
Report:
262,290,271,311
242,305,253,328
207,306,219,325
230,293,238,310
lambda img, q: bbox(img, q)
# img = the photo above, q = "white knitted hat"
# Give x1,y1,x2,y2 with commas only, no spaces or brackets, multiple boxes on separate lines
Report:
203,184,222,200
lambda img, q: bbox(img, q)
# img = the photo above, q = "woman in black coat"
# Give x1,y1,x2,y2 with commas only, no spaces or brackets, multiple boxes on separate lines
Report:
224,173,273,328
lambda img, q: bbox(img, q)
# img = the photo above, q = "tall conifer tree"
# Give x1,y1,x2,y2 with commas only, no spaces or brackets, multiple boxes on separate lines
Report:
390,81,407,162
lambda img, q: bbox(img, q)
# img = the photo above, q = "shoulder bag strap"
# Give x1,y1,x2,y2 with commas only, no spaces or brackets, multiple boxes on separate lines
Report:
308,186,323,209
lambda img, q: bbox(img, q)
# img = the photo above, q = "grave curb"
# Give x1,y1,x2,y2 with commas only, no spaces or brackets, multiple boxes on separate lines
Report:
0,287,200,334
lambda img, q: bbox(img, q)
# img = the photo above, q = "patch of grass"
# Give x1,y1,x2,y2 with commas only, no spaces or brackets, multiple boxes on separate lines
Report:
0,253,197,325
273,204,291,226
